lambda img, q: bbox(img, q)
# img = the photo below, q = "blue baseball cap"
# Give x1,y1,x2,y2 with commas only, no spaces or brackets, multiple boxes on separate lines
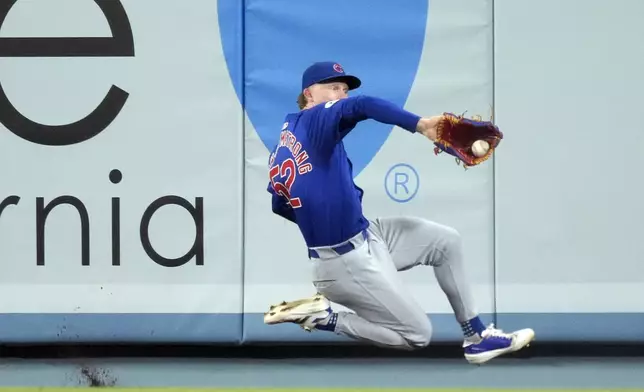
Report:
301,61,362,91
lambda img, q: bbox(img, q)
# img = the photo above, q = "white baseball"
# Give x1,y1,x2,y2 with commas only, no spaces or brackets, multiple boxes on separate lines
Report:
472,140,489,157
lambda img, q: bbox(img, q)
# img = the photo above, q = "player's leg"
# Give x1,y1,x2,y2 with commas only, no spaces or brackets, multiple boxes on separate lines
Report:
265,229,432,350
369,216,479,327
313,232,433,350
369,216,534,364
266,292,425,350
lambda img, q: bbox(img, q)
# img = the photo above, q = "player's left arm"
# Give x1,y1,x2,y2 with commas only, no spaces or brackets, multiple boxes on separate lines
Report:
310,95,440,151
325,96,503,167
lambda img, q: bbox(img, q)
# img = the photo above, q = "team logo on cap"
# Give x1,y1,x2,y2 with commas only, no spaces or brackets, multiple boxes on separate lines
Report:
333,63,344,73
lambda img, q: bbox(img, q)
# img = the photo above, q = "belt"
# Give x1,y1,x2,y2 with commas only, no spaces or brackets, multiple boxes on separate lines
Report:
308,229,368,259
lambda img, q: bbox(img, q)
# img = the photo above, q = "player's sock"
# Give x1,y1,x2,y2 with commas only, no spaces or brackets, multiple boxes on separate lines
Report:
314,311,338,332
461,316,485,340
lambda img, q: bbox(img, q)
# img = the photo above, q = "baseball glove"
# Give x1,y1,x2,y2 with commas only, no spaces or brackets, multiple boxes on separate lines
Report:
433,112,503,168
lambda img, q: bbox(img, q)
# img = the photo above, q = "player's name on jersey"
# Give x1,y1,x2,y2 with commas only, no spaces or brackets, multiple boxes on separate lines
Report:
269,129,313,175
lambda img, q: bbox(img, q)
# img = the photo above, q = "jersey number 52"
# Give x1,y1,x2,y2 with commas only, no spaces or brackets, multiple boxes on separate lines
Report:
269,158,302,208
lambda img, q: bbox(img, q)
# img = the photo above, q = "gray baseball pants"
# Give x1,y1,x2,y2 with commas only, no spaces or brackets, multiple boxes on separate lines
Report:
310,216,479,350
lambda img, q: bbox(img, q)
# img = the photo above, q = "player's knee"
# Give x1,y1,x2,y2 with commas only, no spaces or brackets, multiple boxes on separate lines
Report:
405,320,433,349
432,224,462,264
442,225,462,248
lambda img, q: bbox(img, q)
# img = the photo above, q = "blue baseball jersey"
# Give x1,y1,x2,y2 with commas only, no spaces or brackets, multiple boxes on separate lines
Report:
266,95,421,248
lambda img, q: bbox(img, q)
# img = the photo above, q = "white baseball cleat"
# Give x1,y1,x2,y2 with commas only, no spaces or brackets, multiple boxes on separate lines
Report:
463,324,535,365
264,293,332,332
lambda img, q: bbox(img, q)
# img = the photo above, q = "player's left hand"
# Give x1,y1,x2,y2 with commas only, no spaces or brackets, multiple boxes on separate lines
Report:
432,112,503,168
415,116,443,141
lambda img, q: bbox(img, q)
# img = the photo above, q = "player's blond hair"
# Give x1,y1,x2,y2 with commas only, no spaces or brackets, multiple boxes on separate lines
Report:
297,92,307,110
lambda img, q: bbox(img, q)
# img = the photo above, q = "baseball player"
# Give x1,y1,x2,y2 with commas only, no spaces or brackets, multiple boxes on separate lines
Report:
264,61,534,365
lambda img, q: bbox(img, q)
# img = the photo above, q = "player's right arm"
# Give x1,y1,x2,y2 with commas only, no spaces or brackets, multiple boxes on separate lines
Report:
309,95,441,151
267,181,297,223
